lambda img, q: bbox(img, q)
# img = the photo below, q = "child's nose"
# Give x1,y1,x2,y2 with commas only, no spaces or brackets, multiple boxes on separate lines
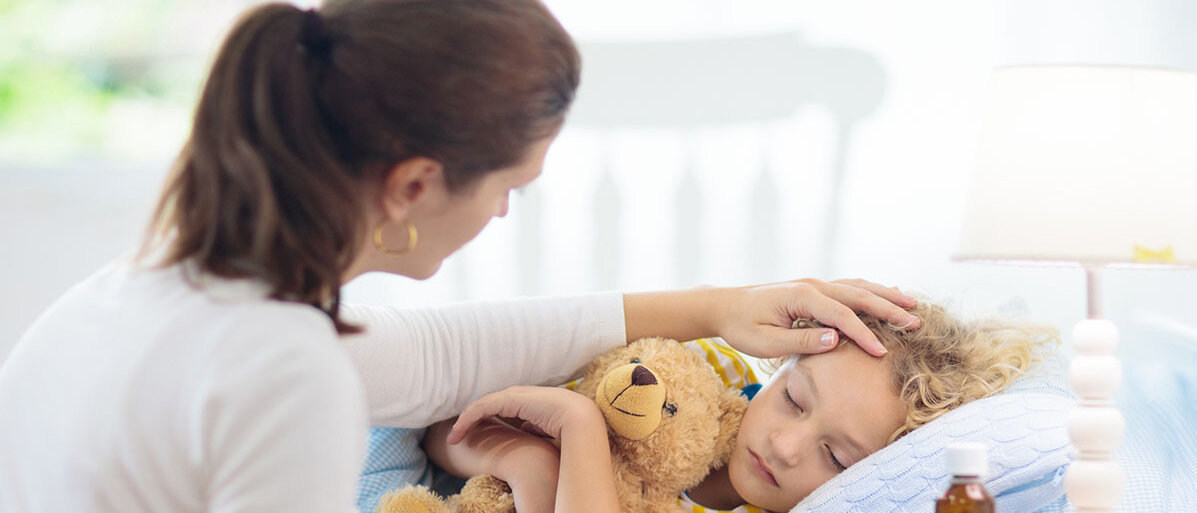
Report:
769,424,809,466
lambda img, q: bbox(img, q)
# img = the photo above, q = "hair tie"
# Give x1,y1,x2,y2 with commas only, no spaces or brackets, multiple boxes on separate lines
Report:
299,8,333,57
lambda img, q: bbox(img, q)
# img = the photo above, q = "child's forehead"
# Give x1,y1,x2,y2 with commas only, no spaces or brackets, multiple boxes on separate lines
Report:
788,338,876,364
772,344,896,388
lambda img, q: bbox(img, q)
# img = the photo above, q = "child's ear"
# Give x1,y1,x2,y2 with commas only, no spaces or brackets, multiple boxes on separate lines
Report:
712,388,749,468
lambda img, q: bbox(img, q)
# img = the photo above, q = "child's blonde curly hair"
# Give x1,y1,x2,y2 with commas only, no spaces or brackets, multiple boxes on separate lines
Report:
787,300,1058,444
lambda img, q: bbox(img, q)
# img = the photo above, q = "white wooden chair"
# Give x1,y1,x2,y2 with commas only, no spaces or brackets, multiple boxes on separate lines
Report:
509,33,888,293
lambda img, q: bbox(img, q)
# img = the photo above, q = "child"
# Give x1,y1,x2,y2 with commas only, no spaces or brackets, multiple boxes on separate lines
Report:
421,300,1057,513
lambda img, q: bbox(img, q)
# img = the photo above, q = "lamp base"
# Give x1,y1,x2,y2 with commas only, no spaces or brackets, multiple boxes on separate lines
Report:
1065,318,1125,511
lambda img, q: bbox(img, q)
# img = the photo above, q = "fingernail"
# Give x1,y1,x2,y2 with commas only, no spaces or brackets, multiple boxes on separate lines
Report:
820,330,836,348
903,295,918,307
904,313,919,326
876,344,888,356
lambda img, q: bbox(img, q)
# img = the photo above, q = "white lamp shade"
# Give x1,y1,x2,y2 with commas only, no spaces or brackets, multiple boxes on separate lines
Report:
955,65,1197,266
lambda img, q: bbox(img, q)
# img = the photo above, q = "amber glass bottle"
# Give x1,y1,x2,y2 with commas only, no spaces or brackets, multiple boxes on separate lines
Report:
935,443,995,513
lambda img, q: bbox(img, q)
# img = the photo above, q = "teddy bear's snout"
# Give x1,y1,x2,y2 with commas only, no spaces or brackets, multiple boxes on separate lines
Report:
595,363,667,441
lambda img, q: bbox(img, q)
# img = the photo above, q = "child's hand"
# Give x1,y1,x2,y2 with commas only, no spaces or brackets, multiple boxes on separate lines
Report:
449,387,620,513
448,386,605,445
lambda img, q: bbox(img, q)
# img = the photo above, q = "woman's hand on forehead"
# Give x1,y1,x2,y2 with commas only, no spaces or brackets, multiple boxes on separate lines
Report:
714,278,920,358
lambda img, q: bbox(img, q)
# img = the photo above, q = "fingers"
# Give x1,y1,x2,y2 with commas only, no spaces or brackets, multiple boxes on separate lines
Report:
448,396,498,445
796,291,888,357
447,386,587,445
833,278,918,309
718,278,919,359
824,281,921,330
761,325,841,356
448,388,530,445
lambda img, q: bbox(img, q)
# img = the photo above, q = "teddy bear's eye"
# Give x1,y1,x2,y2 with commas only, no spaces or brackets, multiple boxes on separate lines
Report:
663,402,677,417
630,358,640,364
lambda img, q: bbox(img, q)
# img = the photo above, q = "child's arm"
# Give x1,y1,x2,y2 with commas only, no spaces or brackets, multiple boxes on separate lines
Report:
423,417,560,513
448,386,620,513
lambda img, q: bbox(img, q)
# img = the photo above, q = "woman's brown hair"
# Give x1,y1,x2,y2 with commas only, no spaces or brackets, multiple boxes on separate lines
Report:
143,0,580,332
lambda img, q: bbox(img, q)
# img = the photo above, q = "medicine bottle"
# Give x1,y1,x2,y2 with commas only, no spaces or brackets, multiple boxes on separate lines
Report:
935,442,995,513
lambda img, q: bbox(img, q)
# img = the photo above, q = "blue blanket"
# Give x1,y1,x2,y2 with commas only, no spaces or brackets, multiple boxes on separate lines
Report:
1036,359,1197,512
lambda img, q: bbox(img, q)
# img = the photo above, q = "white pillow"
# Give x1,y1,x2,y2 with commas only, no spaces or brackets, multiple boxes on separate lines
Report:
791,355,1075,513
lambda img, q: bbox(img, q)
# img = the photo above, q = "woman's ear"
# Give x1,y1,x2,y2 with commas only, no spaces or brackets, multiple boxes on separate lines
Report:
379,156,446,220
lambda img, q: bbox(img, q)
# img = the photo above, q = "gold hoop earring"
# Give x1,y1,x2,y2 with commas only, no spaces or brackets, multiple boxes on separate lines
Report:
373,220,418,256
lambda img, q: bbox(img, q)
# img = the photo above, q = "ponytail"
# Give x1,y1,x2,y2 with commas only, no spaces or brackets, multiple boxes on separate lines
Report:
144,0,580,333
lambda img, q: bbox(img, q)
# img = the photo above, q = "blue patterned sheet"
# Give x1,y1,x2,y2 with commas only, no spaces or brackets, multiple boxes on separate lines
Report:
1035,356,1197,513
356,427,431,513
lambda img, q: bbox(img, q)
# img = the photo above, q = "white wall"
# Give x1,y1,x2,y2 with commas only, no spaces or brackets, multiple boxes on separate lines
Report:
3,0,1196,363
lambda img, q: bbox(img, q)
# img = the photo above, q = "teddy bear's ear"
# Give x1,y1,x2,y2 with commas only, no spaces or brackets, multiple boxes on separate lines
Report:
711,387,749,469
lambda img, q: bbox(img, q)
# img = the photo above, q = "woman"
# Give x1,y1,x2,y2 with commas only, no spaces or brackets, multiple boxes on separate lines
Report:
0,1,917,512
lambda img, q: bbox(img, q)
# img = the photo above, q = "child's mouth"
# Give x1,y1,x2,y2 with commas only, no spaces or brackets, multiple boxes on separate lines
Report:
750,449,779,487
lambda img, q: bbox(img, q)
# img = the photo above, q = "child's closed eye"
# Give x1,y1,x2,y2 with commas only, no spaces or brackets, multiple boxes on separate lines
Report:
825,444,847,472
782,388,803,413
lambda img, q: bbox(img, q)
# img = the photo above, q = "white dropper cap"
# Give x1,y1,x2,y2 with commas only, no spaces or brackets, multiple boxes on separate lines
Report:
945,442,988,477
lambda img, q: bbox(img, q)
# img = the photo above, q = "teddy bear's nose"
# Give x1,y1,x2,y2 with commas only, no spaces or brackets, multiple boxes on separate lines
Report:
631,365,657,386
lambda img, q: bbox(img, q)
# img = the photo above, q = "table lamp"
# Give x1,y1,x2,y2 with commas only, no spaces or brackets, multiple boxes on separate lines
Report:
954,65,1197,512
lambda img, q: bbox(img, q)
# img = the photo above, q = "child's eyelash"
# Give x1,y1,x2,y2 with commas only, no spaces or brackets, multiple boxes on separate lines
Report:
782,388,802,412
825,444,847,472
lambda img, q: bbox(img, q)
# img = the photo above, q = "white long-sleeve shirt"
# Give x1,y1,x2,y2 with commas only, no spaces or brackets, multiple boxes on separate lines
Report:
340,293,625,428
0,260,625,513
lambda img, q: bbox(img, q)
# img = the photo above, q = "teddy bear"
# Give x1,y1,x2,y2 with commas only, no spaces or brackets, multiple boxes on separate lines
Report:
378,336,749,513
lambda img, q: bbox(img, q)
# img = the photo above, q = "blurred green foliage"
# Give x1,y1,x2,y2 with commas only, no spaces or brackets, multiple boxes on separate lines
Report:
0,0,204,163
0,60,116,146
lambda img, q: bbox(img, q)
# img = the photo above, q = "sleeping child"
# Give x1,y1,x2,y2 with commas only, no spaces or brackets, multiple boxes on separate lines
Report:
370,300,1057,513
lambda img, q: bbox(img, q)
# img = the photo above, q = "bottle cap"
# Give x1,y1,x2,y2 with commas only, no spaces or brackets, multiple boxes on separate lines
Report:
945,442,988,477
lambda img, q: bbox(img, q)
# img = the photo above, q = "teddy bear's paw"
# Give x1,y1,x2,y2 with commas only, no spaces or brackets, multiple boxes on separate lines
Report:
452,475,515,513
377,485,452,513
